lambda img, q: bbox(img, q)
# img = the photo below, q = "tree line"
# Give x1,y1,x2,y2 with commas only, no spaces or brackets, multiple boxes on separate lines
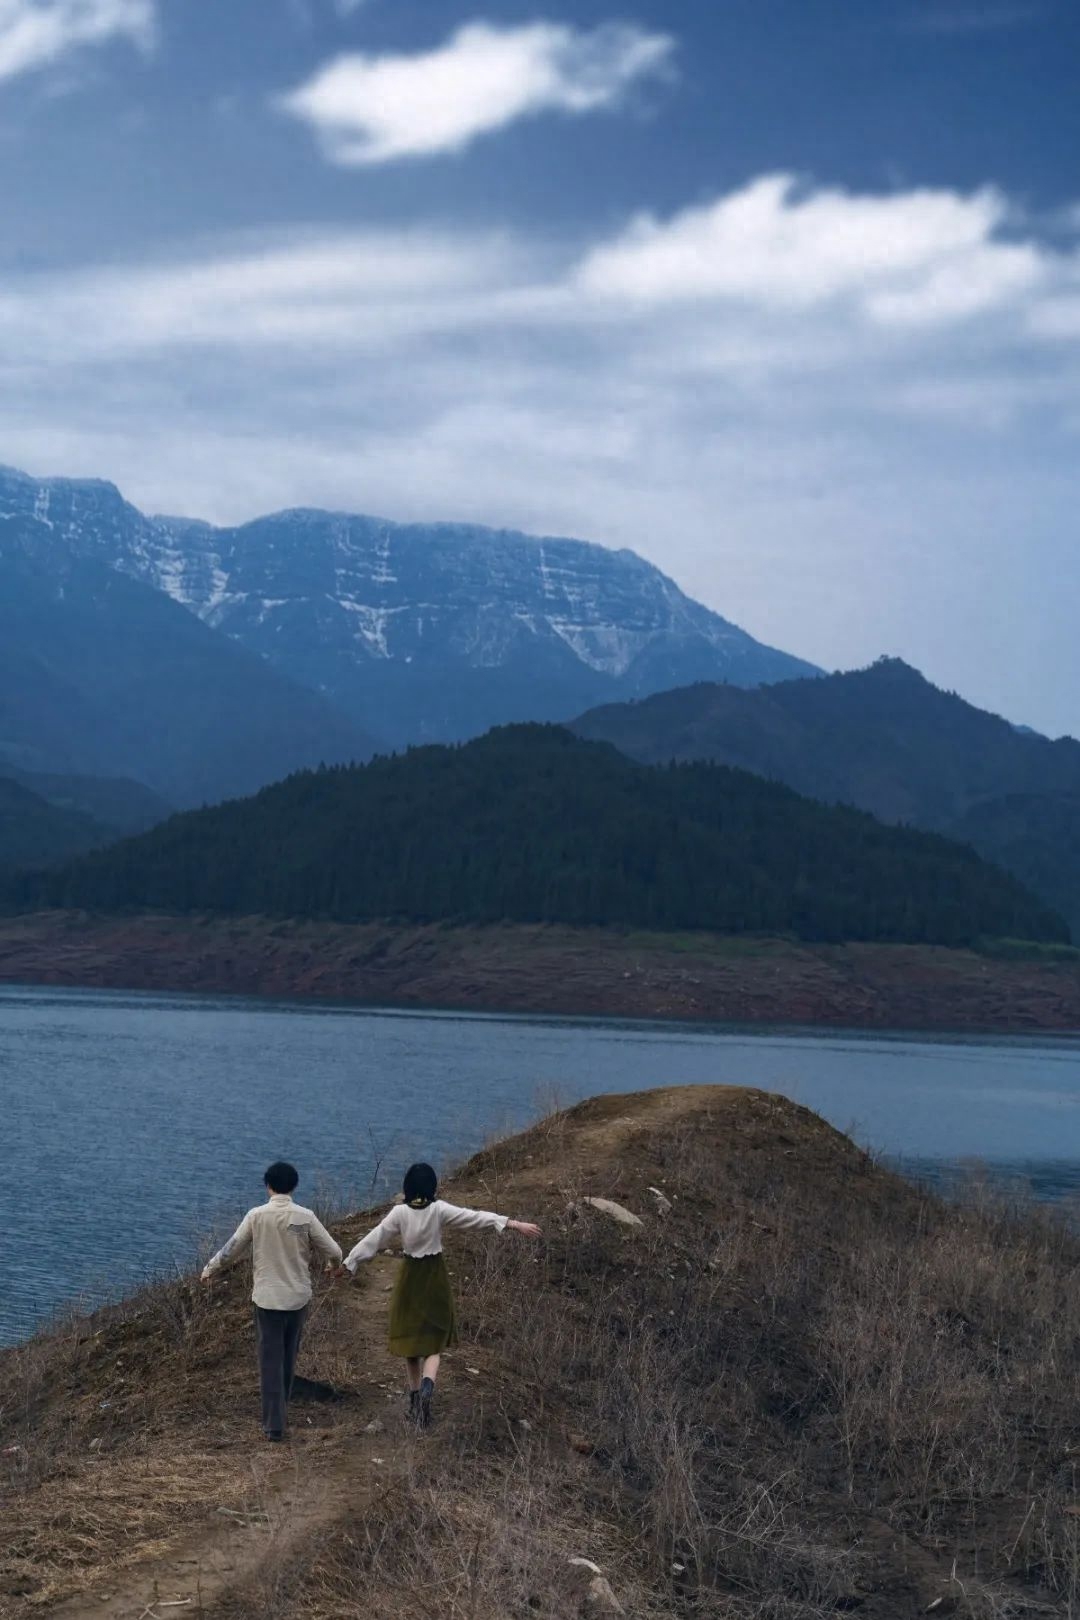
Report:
8,725,1068,947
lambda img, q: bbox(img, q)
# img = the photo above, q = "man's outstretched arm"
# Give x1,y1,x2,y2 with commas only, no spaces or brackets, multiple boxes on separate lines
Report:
201,1212,254,1282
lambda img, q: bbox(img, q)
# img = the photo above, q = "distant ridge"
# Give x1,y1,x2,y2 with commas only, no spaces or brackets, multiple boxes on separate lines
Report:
3,767,171,838
573,659,1080,936
0,511,376,808
0,463,821,751
0,775,109,870
10,723,1067,948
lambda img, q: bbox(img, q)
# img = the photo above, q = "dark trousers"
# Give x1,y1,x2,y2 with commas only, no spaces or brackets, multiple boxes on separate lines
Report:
254,1303,308,1436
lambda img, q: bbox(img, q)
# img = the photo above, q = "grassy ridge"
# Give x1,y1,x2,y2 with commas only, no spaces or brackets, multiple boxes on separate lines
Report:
6,1087,1080,1617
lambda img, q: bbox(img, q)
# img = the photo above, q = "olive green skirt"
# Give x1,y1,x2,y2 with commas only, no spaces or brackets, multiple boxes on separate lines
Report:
388,1254,458,1358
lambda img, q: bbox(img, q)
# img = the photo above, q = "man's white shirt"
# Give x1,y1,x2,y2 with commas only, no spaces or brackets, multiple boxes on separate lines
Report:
202,1194,342,1310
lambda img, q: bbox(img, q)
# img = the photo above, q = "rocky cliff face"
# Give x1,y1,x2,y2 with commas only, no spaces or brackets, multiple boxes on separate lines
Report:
0,464,820,747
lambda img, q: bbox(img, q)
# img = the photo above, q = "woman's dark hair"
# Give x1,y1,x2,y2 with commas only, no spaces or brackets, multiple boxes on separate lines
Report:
403,1162,438,1209
265,1161,299,1194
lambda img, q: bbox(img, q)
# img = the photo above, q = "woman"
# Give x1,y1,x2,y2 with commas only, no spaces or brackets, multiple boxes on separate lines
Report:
339,1163,541,1427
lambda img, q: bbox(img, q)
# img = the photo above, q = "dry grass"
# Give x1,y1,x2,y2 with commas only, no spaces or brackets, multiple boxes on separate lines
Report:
0,1264,272,1608
201,1090,1080,1620
6,1086,1080,1619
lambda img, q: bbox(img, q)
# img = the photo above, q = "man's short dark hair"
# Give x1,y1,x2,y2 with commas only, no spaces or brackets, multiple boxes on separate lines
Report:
265,1161,299,1194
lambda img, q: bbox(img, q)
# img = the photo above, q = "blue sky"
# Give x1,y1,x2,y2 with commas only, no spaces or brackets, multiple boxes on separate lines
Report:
1,0,1078,733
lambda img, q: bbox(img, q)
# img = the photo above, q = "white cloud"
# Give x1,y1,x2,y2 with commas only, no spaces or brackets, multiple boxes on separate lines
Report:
0,0,153,82
2,174,1080,734
575,174,1049,326
277,19,674,165
2,175,1075,371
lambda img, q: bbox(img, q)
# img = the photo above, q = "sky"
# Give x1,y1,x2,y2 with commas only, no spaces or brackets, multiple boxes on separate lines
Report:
1,0,1079,735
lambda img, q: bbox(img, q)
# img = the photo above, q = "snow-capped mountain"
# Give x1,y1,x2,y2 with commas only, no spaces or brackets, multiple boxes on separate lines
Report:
0,500,375,808
0,463,820,748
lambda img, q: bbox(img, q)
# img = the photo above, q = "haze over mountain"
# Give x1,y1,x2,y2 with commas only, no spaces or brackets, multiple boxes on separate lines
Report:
11,725,1066,950
0,776,111,872
574,660,1080,936
0,768,171,841
0,512,375,808
0,465,820,751
0,762,170,872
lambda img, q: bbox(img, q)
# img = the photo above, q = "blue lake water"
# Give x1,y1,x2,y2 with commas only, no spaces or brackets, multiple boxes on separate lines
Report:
3,983,1080,1346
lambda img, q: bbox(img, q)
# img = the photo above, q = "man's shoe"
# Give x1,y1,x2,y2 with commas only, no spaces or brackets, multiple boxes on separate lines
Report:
265,1430,285,1442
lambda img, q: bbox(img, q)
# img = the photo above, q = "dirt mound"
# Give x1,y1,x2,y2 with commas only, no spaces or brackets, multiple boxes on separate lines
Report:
3,1086,1080,1618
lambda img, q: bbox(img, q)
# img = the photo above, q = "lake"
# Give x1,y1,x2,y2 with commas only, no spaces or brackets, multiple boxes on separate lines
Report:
3,983,1080,1346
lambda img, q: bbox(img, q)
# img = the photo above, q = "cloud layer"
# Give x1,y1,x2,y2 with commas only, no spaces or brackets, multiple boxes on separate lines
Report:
0,0,152,82
278,19,674,164
1,171,1078,733
12,174,1073,360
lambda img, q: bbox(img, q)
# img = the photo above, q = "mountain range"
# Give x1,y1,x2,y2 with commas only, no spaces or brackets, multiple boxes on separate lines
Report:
0,510,375,807
0,463,820,764
10,724,1065,948
2,460,1076,946
573,659,1080,937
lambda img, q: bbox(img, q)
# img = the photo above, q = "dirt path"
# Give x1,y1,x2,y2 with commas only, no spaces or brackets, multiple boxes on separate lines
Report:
49,1268,415,1620
38,1095,688,1620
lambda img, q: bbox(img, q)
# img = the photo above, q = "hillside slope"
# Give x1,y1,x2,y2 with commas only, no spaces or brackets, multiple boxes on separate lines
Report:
3,767,171,838
950,791,1080,945
4,1087,1080,1619
0,777,109,870
574,658,1080,934
8,724,1068,946
0,515,376,807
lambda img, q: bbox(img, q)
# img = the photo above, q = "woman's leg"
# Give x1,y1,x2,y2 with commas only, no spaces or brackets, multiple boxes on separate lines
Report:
405,1356,423,1392
418,1354,441,1428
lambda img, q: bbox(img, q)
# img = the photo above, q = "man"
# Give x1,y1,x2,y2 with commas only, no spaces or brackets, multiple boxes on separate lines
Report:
201,1161,342,1441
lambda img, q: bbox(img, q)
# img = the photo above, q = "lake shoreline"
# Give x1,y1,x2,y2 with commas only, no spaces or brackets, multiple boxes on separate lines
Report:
1,909,1079,1033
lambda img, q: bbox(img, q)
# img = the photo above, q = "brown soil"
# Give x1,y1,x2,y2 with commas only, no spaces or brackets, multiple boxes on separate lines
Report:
1,910,1079,1032
4,1086,1080,1619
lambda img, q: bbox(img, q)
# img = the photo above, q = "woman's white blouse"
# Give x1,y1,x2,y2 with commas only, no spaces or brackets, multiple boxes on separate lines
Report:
344,1199,508,1271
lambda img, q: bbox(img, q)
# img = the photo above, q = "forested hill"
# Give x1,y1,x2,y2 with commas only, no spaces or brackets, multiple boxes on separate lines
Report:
10,727,1067,948
572,658,1080,935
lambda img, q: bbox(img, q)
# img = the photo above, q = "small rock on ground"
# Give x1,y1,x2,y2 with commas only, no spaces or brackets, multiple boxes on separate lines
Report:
581,1197,643,1229
584,1575,624,1616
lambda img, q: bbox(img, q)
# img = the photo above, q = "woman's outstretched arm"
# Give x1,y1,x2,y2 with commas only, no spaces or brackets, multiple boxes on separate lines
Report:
340,1204,405,1273
438,1202,541,1238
